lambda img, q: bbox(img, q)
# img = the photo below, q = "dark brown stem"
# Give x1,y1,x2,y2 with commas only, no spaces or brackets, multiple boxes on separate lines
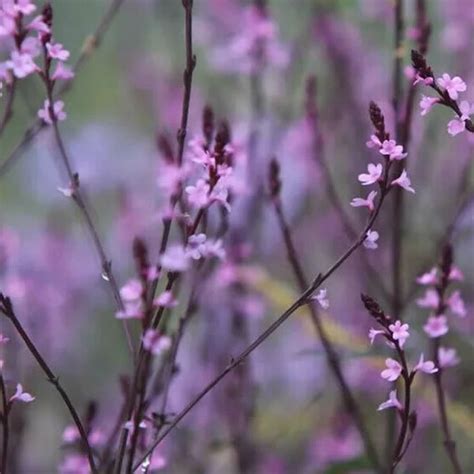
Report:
133,168,393,470
0,0,127,178
272,197,381,471
0,296,97,473
0,80,17,140
0,373,9,474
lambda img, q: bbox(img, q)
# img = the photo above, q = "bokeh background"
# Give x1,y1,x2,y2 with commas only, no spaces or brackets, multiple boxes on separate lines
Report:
0,0,473,472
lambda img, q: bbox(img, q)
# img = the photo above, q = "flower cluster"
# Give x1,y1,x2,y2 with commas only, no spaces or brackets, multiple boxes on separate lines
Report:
416,245,465,366
351,102,414,250
361,294,437,414
411,50,473,136
0,1,73,123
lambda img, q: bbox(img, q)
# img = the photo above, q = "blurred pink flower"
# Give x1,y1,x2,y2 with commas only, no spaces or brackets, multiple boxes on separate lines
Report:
369,328,384,344
419,95,439,116
46,42,70,61
6,51,37,78
160,244,190,272
413,353,438,374
350,190,377,211
416,288,439,309
381,358,402,382
9,383,35,403
38,99,67,125
363,229,379,249
142,329,172,356
416,267,438,285
391,169,415,193
378,390,402,411
423,315,449,338
438,347,460,368
358,163,383,186
447,290,466,317
388,320,409,348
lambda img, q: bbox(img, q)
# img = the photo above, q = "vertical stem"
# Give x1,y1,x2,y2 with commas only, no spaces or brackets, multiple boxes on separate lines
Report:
0,374,9,474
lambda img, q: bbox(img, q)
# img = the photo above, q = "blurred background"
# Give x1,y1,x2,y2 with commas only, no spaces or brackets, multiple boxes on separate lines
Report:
0,0,473,472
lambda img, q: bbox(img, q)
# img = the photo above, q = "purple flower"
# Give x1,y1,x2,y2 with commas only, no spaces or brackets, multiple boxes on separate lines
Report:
358,163,383,186
437,73,467,100
388,321,410,348
423,315,449,338
378,390,402,411
413,353,438,374
391,170,415,193
381,358,402,382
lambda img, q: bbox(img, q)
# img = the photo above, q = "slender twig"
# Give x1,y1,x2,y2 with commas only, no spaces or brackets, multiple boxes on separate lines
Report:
133,150,396,470
430,246,462,474
0,81,17,140
0,372,9,474
269,164,381,472
0,295,97,473
0,0,127,178
113,4,197,468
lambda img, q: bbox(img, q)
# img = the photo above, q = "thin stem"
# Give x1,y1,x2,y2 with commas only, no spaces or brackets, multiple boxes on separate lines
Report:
272,196,381,471
133,176,393,471
0,296,97,473
0,80,17,140
0,0,127,178
0,373,9,474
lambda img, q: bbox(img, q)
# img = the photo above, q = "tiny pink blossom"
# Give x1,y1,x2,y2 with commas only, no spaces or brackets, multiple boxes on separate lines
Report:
142,329,172,356
419,95,439,116
449,266,464,281
416,267,438,285
52,62,74,81
423,315,449,338
185,179,211,209
120,279,142,302
437,73,467,100
0,12,16,36
6,51,37,78
447,290,466,317
447,118,465,136
62,425,80,444
378,390,403,411
363,229,379,250
9,383,35,403
153,290,178,308
358,163,383,186
46,42,70,61
366,134,382,149
413,353,438,374
416,288,439,309
388,320,410,348
438,347,460,368
38,99,66,125
124,419,148,431
26,15,50,33
13,0,36,15
369,328,385,345
0,333,9,344
311,288,329,309
379,140,407,161
186,233,207,260
350,190,377,211
160,244,190,272
459,100,474,121
381,358,402,382
413,74,433,86
21,36,40,57
391,169,415,193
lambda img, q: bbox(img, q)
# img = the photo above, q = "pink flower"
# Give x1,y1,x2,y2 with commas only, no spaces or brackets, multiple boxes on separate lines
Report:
37,99,67,125
0,12,16,37
369,328,385,345
449,266,464,281
185,179,211,209
363,229,379,250
6,51,37,78
438,347,460,368
381,358,402,382
416,288,439,309
419,95,439,116
46,42,70,61
186,233,207,259
378,390,402,411
9,383,35,403
437,73,467,100
423,315,449,338
186,137,214,166
311,288,329,309
204,239,226,260
379,140,407,161
358,163,383,186
350,190,377,211
413,353,438,374
13,0,36,15
416,267,438,285
0,333,9,344
391,169,415,193
120,279,142,301
59,454,90,474
52,62,74,81
388,321,410,348
447,290,466,317
459,100,474,121
27,15,50,34
21,36,40,57
447,118,465,136
160,244,190,272
413,74,433,86
366,134,382,149
62,425,80,444
153,290,178,308
142,329,172,356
